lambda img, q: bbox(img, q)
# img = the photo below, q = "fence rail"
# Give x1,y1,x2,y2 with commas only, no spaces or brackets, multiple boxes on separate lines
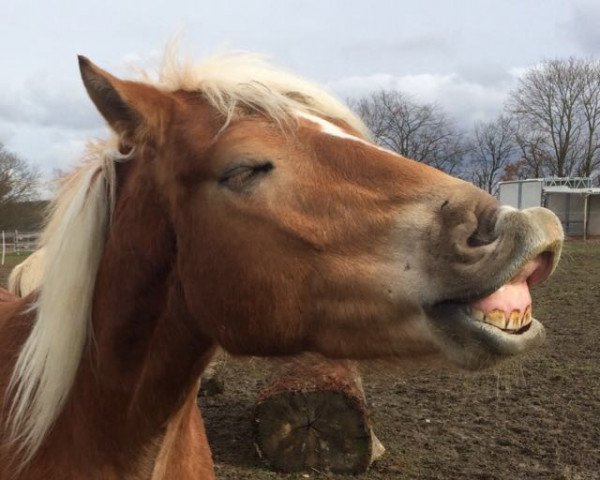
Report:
1,230,40,265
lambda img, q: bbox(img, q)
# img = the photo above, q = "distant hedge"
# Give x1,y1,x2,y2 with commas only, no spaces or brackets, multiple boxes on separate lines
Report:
0,201,48,231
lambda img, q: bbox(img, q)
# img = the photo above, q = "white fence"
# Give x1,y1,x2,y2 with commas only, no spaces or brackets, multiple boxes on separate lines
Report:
1,230,40,265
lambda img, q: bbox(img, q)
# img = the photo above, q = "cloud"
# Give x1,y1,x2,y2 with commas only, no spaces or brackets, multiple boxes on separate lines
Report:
563,0,600,53
1,120,107,176
0,72,107,190
328,69,520,128
0,47,159,136
343,33,454,58
0,122,15,145
5,63,523,182
0,77,101,131
0,50,165,181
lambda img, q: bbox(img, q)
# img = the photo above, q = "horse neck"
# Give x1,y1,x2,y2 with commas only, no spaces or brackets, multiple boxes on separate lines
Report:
61,162,215,462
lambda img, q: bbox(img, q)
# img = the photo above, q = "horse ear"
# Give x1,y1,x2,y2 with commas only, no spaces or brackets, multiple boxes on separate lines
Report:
78,55,174,144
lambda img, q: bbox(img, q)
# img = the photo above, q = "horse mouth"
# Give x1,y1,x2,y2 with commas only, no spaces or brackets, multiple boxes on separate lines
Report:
425,251,555,369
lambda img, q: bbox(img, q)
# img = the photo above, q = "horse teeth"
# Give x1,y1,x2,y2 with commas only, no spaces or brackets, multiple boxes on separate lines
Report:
523,305,532,325
508,310,521,330
484,310,506,329
472,308,485,321
476,307,531,331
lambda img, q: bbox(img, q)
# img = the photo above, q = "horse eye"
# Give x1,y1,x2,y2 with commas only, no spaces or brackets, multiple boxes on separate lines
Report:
219,162,274,190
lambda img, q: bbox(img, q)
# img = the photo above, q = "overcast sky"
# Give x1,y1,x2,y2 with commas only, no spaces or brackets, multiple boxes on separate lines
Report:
2,0,600,180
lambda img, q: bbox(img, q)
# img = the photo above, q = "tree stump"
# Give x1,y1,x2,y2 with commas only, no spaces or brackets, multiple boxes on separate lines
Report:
253,355,384,474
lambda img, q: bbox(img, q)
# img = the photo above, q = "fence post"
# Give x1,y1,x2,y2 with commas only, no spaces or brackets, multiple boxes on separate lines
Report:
1,231,5,266
14,230,18,255
583,194,589,241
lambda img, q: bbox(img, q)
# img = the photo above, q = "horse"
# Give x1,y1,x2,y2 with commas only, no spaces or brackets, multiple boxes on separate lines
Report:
6,245,388,463
0,288,16,304
7,249,45,297
6,247,230,401
0,49,563,479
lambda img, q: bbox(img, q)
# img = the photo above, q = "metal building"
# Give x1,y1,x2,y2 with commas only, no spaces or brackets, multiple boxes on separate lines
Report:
498,177,600,239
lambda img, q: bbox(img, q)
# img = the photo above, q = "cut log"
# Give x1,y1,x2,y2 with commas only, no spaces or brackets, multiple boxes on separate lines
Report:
253,355,384,474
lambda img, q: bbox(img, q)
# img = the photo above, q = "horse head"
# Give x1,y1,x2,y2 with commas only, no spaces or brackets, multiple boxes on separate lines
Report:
78,55,563,370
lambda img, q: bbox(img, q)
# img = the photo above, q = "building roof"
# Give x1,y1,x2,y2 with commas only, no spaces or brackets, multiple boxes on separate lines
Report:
543,186,600,195
499,177,600,195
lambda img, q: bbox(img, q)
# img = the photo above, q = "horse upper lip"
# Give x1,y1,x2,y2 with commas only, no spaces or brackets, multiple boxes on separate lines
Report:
523,250,554,288
431,249,556,308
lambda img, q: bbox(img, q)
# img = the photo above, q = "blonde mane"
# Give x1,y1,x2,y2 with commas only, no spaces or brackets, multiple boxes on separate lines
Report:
7,249,45,297
7,48,369,463
151,45,370,138
7,139,125,464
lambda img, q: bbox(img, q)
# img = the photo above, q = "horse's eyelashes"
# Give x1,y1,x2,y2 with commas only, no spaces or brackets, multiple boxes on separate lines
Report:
253,161,274,174
219,162,274,190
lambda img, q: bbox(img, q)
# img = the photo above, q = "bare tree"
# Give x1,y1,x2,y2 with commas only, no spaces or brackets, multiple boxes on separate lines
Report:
501,159,530,182
352,90,466,174
467,115,517,194
0,143,40,207
578,60,600,177
508,57,600,179
513,130,552,178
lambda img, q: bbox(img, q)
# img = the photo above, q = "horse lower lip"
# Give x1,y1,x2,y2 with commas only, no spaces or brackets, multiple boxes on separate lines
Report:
424,301,546,368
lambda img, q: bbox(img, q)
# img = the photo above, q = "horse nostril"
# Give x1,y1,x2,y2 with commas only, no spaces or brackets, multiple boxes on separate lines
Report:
467,232,491,248
466,209,499,248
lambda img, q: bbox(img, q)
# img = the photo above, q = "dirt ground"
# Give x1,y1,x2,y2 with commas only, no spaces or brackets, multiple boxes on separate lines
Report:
1,244,598,479
199,241,600,480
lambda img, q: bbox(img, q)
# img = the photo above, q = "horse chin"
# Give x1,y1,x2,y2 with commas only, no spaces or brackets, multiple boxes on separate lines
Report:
424,302,546,370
